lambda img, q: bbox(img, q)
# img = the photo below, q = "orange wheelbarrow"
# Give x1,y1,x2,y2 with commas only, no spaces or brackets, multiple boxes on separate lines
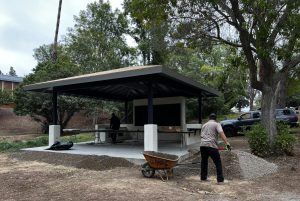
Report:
141,151,180,181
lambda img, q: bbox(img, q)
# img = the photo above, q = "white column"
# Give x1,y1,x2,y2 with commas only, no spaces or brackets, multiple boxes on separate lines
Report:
144,124,158,151
49,125,61,146
95,124,106,143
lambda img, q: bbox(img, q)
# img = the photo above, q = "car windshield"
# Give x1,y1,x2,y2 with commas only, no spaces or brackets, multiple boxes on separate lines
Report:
240,113,251,119
276,109,295,116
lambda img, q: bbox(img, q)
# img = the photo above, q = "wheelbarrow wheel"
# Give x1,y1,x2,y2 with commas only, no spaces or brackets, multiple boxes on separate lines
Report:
141,162,155,178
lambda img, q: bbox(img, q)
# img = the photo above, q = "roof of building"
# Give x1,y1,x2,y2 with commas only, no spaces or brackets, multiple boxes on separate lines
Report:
24,65,221,101
0,74,23,83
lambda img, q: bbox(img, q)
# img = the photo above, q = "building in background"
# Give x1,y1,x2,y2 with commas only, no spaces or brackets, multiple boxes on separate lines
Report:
0,75,23,92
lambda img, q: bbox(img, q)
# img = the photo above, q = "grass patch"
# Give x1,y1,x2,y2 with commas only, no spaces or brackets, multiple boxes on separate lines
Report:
60,133,95,143
0,133,95,153
0,136,48,152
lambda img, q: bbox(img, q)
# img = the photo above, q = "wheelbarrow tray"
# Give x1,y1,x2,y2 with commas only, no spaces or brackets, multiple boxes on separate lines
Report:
143,151,179,170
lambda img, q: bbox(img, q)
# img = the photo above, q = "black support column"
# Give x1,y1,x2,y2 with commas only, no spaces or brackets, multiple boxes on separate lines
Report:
124,100,128,124
198,95,202,123
147,81,153,124
52,89,58,125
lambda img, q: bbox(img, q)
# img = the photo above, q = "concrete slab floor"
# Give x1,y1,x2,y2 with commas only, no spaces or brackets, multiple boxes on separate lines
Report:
23,141,189,164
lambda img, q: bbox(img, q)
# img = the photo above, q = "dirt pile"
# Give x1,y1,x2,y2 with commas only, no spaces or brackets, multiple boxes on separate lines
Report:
10,149,278,180
9,151,136,171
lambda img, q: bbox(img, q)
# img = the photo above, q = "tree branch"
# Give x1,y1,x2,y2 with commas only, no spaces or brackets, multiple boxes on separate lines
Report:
213,5,238,27
268,4,290,47
281,54,300,73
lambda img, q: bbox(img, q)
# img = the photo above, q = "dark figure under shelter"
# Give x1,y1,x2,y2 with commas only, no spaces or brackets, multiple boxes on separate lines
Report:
110,113,120,143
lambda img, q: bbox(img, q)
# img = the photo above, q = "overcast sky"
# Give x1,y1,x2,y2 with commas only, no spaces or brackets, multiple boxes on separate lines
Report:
0,0,123,77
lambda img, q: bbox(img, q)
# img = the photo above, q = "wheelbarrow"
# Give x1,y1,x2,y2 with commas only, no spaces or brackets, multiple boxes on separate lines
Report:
141,151,181,181
141,147,231,181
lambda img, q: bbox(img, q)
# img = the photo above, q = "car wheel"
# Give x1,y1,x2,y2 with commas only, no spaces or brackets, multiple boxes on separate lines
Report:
224,127,235,137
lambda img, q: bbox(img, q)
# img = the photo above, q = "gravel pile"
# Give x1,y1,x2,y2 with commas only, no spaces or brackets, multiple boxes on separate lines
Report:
175,150,242,180
175,149,278,180
234,150,278,179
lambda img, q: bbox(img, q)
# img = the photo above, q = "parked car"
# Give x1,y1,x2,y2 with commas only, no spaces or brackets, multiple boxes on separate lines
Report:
276,108,299,127
220,108,299,137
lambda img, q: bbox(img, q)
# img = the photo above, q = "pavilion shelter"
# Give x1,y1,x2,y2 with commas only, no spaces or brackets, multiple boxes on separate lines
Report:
24,65,221,151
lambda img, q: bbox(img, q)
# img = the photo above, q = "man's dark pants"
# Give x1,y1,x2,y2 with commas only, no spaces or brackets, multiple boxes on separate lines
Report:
200,146,224,182
110,130,118,143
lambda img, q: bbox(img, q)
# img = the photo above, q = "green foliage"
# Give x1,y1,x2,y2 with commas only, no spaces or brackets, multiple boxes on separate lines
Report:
170,0,300,144
0,136,48,152
65,0,136,73
168,46,249,119
246,122,297,157
61,133,95,143
288,94,300,106
287,66,300,98
124,0,170,65
275,122,297,156
8,66,17,76
0,134,95,153
245,123,271,157
0,90,14,105
14,45,84,133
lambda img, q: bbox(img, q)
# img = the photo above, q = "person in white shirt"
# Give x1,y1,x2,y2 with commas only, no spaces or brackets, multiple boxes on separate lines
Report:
200,113,231,184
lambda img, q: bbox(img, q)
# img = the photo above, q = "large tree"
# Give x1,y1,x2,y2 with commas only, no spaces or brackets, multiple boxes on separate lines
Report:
166,45,249,117
171,0,300,145
14,45,84,133
124,0,170,65
8,66,17,76
65,0,136,73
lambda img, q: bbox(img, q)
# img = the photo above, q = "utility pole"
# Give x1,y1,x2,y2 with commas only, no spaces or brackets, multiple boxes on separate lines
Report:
52,0,63,62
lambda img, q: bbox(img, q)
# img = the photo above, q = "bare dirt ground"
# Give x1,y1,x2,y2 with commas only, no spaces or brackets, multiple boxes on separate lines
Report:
0,133,299,201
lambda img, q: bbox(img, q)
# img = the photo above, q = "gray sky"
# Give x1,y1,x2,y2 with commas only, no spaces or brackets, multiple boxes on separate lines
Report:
0,0,123,76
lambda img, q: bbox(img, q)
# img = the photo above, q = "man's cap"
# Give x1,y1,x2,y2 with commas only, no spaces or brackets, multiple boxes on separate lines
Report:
209,113,217,120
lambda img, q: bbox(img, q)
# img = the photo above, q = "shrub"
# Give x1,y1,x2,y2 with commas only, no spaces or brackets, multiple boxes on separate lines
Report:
275,122,297,156
245,123,271,157
246,122,297,157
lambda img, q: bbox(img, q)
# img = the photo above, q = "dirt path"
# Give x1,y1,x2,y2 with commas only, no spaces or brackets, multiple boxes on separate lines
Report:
0,132,299,200
0,151,299,201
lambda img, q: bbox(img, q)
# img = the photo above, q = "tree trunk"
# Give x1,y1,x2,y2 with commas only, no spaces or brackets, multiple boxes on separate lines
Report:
248,86,257,111
276,72,288,108
260,80,280,145
52,0,63,62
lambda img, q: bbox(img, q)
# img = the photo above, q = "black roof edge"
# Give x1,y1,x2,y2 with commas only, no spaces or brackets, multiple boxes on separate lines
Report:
161,66,221,97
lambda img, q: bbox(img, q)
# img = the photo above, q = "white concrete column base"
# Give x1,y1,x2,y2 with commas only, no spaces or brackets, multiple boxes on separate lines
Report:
49,125,61,146
144,124,158,151
95,124,106,143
